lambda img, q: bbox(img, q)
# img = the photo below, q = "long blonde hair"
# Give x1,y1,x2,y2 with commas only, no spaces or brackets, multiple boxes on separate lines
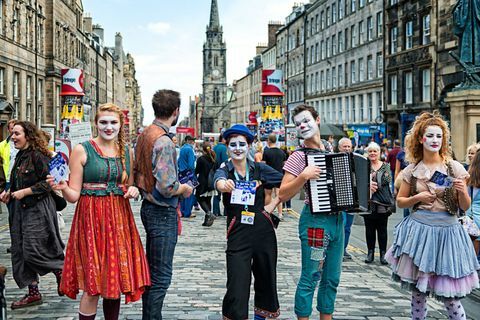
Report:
95,103,128,184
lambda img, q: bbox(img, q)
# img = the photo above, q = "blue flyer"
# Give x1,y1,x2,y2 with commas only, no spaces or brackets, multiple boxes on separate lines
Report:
231,180,256,206
49,153,69,184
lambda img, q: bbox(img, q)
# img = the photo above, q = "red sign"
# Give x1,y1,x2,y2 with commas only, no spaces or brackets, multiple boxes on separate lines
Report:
61,69,84,96
248,112,258,124
176,126,195,136
261,69,284,96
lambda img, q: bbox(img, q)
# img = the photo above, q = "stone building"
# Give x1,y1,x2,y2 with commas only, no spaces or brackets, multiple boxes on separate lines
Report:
201,0,227,134
124,53,143,137
304,0,385,144
383,0,462,139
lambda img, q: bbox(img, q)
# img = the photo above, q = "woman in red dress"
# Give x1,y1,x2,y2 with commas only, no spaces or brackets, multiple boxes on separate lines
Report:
49,104,150,319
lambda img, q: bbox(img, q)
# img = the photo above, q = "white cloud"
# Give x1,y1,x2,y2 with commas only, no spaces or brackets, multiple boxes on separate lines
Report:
147,21,171,35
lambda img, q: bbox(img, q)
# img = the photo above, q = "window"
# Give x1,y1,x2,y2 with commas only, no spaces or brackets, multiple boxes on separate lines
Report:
26,76,32,100
360,0,365,7
26,104,31,121
321,40,325,60
367,17,373,41
422,69,431,102
405,21,413,49
0,68,4,95
332,35,336,55
316,43,320,62
321,11,325,30
14,101,19,119
338,97,343,123
327,7,331,27
213,88,219,104
346,97,350,122
311,45,315,64
38,79,43,102
376,52,383,78
359,21,365,44
368,93,373,121
390,0,398,5
377,12,383,37
390,75,398,105
344,62,349,86
315,72,319,92
37,105,42,127
344,28,349,50
338,64,343,87
390,26,398,54
351,0,356,13
13,72,19,98
13,7,19,42
305,75,309,95
326,69,331,90
316,14,320,33
359,58,365,82
338,31,343,52
332,66,337,89
339,0,344,19
321,71,325,91
367,55,373,80
326,38,330,58
321,100,325,121
351,60,356,84
56,85,61,127
351,96,356,122
0,0,3,35
310,17,315,36
405,72,413,104
332,4,337,24
377,92,382,117
422,14,431,45
351,25,356,48
359,95,364,121
214,56,219,67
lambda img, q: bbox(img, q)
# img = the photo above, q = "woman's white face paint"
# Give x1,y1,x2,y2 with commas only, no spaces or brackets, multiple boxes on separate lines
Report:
97,115,121,141
422,125,443,152
228,136,249,160
293,111,319,140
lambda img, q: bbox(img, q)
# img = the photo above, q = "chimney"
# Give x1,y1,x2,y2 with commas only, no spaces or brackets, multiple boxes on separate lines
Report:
83,16,92,34
115,32,124,66
92,24,104,43
267,21,283,48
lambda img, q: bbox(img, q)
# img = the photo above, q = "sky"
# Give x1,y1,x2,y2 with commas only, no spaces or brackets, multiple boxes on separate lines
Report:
82,0,298,125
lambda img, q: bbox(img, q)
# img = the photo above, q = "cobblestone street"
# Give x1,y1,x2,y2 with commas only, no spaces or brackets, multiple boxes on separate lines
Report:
0,199,478,319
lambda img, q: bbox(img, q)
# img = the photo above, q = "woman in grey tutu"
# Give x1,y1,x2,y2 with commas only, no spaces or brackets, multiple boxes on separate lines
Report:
386,111,479,320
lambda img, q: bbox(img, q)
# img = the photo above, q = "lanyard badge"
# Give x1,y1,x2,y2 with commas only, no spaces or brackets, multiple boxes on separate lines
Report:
230,163,257,225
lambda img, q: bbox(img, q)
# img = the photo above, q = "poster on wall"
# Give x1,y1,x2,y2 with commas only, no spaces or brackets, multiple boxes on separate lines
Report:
261,70,284,95
61,69,84,96
259,95,285,141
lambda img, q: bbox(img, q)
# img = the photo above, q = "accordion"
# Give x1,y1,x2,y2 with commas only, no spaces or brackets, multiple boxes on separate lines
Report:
305,150,370,214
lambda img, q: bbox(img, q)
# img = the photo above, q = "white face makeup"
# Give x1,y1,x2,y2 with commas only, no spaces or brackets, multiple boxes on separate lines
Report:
97,115,121,141
293,110,319,140
422,125,443,152
228,136,249,160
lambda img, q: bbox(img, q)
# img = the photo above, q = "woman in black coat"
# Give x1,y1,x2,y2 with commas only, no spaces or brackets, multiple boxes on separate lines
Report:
195,142,216,226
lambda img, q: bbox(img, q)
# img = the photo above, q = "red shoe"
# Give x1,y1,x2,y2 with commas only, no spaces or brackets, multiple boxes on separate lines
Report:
11,293,43,310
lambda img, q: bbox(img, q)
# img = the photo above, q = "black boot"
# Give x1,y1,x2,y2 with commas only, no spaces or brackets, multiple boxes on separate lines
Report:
380,251,388,265
202,213,215,227
364,250,374,263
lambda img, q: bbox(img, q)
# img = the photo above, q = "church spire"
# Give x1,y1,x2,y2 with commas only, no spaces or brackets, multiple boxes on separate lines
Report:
208,0,220,30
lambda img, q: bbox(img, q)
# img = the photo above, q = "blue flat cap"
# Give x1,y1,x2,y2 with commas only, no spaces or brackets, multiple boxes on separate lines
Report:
223,124,254,143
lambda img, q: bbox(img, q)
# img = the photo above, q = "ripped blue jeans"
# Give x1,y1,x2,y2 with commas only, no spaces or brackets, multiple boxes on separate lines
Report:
294,205,344,317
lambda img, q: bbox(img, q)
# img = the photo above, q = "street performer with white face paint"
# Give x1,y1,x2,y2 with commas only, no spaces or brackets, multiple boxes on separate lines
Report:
279,104,343,320
213,124,283,320
49,104,150,320
386,111,479,320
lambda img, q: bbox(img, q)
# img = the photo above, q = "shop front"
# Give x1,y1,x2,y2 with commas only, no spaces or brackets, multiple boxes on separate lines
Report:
347,123,386,147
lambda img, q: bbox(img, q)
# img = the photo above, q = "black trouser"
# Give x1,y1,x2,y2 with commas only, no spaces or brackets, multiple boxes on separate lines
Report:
223,211,280,319
197,196,212,214
363,214,389,252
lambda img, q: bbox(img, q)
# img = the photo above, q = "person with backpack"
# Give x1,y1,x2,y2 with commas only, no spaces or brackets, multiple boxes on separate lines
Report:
195,142,216,227
364,142,394,265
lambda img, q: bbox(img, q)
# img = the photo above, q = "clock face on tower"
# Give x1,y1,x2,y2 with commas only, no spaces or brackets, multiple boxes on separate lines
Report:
212,69,220,78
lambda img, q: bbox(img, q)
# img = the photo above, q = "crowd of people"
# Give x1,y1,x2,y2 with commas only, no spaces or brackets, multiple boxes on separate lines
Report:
0,89,477,320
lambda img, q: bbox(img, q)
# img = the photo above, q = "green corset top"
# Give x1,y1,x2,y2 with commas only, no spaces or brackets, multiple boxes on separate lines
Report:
80,140,131,196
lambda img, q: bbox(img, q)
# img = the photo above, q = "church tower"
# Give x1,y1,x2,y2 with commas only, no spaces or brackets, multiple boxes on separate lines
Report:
202,0,227,133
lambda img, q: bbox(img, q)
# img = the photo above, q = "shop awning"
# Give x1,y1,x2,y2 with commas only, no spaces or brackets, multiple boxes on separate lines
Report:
0,100,14,113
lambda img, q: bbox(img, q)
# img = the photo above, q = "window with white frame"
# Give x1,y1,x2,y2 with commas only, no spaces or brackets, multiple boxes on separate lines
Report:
338,97,343,123
311,45,315,64
316,14,320,33
376,52,383,78
390,75,397,105
359,20,365,44
367,55,373,80
377,12,383,37
321,100,325,121
37,105,42,127
422,14,431,45
359,94,364,121
359,58,365,82
338,31,343,52
327,7,331,26
367,17,373,41
351,60,356,84
360,0,365,7
315,43,319,62
26,103,31,121
14,101,19,119
351,0,356,13
332,4,337,24
368,93,373,121
26,76,32,100
321,71,325,91
339,0,344,19
332,66,337,89
321,40,325,60
327,69,331,90
351,25,356,48
377,91,382,116
0,68,4,95
390,26,398,54
405,20,413,49
422,68,431,102
13,72,19,98
332,35,336,55
326,38,330,58
405,72,413,104
346,96,350,122
321,11,325,30
0,0,3,36
310,17,315,36
351,96,356,122
305,75,309,95
315,72,319,92
345,28,349,50
344,62,349,85
338,64,343,87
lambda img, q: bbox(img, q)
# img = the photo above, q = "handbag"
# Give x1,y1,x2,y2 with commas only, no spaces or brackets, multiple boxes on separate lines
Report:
51,191,67,211
459,215,480,237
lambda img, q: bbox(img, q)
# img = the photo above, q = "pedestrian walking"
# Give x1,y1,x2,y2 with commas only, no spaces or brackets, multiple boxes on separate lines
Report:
49,104,150,319
463,143,480,170
338,137,355,260
279,104,343,320
212,131,228,217
134,89,193,320
386,111,480,320
178,135,196,218
262,134,286,218
214,124,283,320
0,121,64,309
254,142,264,162
195,142,216,227
0,119,18,220
466,151,480,260
363,142,394,265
